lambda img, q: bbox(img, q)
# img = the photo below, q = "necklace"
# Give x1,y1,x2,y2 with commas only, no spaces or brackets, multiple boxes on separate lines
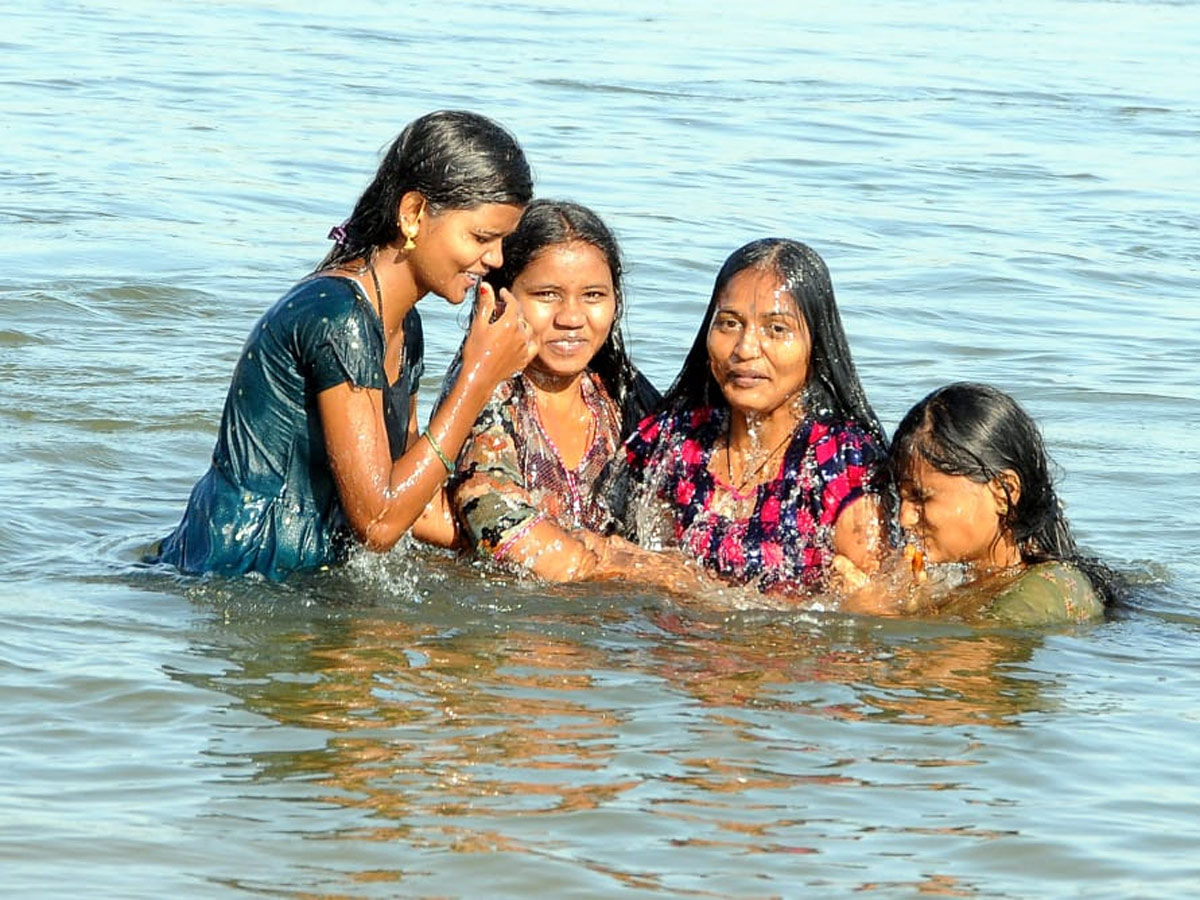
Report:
367,260,384,322
724,427,793,494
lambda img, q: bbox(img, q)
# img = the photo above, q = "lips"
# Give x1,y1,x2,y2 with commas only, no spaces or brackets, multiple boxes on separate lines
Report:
724,369,768,389
545,337,590,355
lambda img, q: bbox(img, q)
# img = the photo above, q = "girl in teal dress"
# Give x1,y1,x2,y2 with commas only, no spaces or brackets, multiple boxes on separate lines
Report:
152,111,537,580
838,382,1123,624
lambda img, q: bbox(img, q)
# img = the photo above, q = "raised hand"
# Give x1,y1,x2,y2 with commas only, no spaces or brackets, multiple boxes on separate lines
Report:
460,282,537,389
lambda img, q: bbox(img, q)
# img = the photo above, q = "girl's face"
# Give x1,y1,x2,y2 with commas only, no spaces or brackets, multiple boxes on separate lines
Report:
410,202,524,303
512,241,617,382
706,267,811,420
898,455,1014,568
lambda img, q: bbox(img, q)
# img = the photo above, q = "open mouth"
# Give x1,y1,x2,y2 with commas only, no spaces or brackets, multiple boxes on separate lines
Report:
546,338,589,354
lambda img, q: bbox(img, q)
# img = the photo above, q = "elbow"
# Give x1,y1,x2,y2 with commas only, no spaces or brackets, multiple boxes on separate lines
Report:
342,506,405,553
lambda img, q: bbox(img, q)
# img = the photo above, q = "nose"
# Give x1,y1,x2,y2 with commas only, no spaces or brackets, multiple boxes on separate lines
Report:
555,295,586,328
899,498,920,531
482,240,503,270
732,323,762,359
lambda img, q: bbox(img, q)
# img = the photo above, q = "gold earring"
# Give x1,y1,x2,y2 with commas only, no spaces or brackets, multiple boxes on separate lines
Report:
403,227,417,251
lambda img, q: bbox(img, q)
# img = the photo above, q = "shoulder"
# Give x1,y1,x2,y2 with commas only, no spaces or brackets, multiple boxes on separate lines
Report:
808,416,882,450
988,561,1103,625
629,404,718,450
583,371,621,428
262,276,371,334
282,275,362,311
801,416,885,471
471,376,523,433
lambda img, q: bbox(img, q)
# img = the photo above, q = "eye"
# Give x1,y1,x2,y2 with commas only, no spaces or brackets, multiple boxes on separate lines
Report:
532,290,560,303
583,289,610,303
713,315,741,332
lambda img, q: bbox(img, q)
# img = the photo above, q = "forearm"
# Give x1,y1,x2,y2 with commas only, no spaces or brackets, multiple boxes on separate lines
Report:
411,488,459,549
498,519,599,582
360,373,497,549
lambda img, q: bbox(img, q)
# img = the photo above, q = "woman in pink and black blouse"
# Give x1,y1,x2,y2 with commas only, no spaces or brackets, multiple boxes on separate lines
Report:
623,238,890,598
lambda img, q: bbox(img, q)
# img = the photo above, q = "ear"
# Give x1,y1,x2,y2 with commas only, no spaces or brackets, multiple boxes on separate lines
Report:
988,469,1021,517
398,191,427,226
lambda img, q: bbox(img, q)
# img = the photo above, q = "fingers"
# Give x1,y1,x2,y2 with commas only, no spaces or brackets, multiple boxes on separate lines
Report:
832,554,870,589
475,280,498,324
463,284,535,380
497,288,537,364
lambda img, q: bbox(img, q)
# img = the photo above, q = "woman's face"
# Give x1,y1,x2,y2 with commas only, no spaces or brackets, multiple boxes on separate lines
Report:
410,202,524,303
898,456,1010,566
706,267,811,419
512,241,617,382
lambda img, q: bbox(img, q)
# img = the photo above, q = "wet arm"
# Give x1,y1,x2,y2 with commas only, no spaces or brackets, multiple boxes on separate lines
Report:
408,394,459,549
320,285,534,552
832,493,886,575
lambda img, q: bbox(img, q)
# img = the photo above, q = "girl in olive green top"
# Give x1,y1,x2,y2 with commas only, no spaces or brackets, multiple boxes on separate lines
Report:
838,383,1122,624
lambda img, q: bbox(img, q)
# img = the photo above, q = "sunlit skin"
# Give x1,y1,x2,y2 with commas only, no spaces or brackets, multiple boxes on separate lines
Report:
315,191,536,552
405,200,524,306
513,241,617,469
706,266,812,461
899,456,1021,570
704,266,884,579
450,238,708,593
836,457,1024,616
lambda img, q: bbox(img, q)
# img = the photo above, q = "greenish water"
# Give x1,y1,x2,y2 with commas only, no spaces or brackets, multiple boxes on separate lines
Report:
2,0,1199,896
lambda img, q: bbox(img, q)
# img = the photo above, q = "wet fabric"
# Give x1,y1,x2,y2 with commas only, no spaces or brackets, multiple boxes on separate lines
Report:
624,405,885,593
451,372,623,559
983,561,1104,625
154,276,424,580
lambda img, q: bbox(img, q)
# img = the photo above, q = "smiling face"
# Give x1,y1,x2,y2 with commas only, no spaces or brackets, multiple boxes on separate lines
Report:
512,241,617,383
706,266,811,420
409,201,524,303
898,455,1017,568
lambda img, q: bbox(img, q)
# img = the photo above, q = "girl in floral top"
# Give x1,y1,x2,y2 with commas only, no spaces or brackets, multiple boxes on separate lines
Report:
624,238,890,596
450,201,694,586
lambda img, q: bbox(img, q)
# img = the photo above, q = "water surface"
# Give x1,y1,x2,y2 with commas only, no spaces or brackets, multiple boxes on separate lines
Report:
2,0,1199,896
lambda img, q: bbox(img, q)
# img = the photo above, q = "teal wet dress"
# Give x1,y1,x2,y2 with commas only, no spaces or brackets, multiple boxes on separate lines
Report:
154,276,424,580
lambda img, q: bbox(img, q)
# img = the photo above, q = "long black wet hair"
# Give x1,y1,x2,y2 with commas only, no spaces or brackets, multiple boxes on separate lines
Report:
892,382,1124,607
316,110,532,271
663,238,887,447
484,199,660,438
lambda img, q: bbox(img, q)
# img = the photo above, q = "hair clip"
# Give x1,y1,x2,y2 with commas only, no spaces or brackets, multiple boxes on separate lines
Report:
327,223,349,245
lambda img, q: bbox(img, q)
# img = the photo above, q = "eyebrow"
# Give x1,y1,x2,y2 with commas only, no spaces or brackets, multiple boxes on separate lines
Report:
524,281,611,292
760,309,800,320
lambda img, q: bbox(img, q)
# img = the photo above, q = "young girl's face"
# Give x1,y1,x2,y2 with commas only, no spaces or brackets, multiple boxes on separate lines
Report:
898,455,1013,568
511,241,616,382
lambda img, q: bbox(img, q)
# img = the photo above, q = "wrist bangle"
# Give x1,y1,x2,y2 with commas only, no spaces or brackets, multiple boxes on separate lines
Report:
423,429,455,473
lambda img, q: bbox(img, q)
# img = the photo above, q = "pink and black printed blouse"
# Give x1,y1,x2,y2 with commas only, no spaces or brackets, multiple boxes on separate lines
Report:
624,405,885,594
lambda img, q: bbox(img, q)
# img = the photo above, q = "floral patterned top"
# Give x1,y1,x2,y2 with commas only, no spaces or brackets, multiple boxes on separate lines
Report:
451,372,623,559
623,405,885,593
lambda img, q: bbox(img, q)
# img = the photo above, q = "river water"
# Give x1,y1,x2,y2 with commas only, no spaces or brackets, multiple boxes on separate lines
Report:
3,0,1199,896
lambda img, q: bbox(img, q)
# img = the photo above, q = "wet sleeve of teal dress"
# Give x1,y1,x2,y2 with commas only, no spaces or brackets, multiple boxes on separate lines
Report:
301,281,386,393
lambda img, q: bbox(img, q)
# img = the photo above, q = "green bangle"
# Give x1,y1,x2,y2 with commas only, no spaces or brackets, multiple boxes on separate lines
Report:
423,430,454,473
